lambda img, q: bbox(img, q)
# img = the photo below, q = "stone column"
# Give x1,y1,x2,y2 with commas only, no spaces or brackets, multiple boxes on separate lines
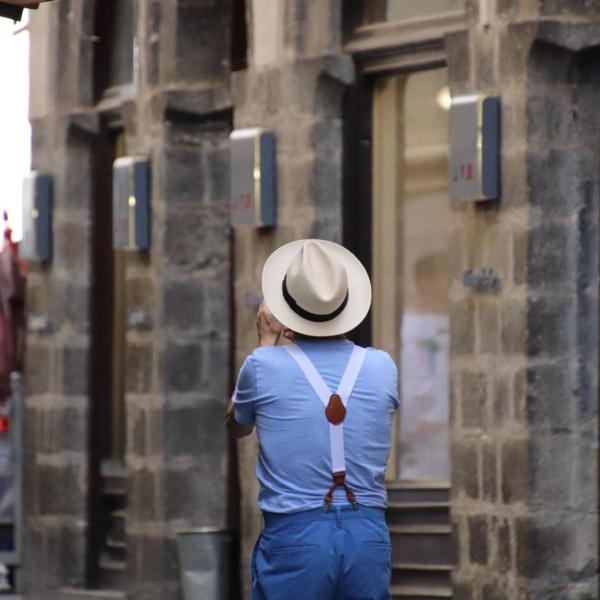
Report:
449,2,600,597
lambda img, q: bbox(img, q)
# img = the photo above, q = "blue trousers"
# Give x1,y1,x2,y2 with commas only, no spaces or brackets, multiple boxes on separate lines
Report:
251,505,391,600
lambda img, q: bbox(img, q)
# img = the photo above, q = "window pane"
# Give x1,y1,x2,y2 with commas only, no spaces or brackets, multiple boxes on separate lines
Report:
371,68,451,481
94,0,136,96
364,0,465,24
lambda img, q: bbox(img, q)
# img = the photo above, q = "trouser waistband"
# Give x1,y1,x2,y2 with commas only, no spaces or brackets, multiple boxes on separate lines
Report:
262,504,385,527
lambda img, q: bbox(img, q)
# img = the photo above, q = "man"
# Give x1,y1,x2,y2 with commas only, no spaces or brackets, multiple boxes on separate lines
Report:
226,239,398,600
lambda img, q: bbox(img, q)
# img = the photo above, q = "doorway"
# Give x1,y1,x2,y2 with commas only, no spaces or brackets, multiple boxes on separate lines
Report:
345,66,453,597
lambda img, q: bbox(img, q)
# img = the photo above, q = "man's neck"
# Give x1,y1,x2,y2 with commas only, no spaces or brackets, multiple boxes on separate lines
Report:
294,334,346,341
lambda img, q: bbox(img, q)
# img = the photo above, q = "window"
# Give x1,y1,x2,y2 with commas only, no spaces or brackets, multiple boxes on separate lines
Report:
371,68,451,481
363,0,465,24
93,0,136,99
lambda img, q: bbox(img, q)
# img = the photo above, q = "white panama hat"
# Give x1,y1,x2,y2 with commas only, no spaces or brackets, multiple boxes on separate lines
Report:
261,239,372,337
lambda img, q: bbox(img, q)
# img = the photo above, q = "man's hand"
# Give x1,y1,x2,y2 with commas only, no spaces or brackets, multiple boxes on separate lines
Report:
256,302,284,347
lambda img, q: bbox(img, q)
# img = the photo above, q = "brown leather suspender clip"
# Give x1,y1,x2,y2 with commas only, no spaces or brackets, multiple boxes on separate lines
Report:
323,471,359,512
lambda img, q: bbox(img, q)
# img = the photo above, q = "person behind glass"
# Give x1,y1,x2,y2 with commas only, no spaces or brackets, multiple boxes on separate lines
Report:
226,239,399,600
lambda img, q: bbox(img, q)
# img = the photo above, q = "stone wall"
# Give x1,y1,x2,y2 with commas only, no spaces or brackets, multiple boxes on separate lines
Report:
449,1,599,598
24,1,233,598
23,1,600,599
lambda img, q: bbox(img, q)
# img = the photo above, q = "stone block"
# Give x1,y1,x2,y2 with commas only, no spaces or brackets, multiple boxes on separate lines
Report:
145,0,162,86
501,299,526,355
163,280,206,330
482,580,505,600
312,156,342,216
515,516,568,579
21,525,46,592
125,343,153,394
38,464,85,517
62,346,89,396
164,210,229,272
54,221,90,274
205,145,230,204
493,516,512,574
59,406,88,453
498,23,537,83
528,295,574,358
528,148,586,216
512,228,527,286
451,441,478,499
161,147,203,204
164,462,226,524
128,406,146,457
528,90,572,148
62,281,90,329
164,342,201,392
528,221,572,290
64,144,92,210
530,433,575,508
59,524,87,587
479,298,500,355
526,363,573,429
450,298,475,356
131,535,173,584
513,369,527,422
540,0,600,17
482,442,497,502
446,30,471,92
501,437,529,503
468,515,489,565
175,2,229,82
61,589,126,600
453,583,474,600
199,333,229,397
126,276,153,308
493,374,510,426
461,370,488,429
163,400,226,459
25,344,51,395
473,31,495,89
130,469,158,522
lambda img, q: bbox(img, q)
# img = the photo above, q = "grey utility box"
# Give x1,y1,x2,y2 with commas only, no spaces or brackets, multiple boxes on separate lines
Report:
21,172,53,262
449,94,500,202
113,156,151,250
230,128,277,228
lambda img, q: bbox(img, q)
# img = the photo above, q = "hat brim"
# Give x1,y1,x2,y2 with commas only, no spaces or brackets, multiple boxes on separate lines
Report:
261,239,372,337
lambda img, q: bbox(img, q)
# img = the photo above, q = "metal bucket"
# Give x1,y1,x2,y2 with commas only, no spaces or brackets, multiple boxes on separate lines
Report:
176,527,232,600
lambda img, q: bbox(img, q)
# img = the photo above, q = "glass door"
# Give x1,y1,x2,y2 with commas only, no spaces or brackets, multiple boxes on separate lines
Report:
371,67,451,483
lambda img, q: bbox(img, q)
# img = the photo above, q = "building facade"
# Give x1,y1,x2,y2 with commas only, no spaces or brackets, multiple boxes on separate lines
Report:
22,0,600,599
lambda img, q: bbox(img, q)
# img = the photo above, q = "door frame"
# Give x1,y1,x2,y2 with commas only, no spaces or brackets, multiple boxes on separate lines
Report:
342,5,465,480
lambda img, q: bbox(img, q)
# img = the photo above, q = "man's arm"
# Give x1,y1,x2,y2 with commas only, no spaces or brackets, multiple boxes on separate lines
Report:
226,302,284,439
225,396,254,438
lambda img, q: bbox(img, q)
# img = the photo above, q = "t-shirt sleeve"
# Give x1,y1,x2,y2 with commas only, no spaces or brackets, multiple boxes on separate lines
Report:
383,351,400,410
232,355,258,426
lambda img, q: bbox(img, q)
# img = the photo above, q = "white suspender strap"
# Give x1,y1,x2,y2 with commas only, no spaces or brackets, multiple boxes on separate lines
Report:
284,344,332,407
283,344,367,476
337,345,367,405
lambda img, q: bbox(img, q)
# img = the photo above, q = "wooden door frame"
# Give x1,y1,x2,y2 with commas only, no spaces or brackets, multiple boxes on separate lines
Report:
342,6,465,479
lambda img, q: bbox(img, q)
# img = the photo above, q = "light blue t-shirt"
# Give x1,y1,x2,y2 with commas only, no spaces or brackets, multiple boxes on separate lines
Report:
233,339,399,513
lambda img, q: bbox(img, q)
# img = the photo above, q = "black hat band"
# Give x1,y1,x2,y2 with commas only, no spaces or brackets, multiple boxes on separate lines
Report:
282,276,349,323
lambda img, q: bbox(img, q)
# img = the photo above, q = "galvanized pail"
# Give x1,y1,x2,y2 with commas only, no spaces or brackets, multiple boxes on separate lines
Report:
176,528,232,600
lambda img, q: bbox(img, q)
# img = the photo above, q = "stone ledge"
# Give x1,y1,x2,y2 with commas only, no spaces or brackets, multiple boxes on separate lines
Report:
61,589,127,600
151,86,233,122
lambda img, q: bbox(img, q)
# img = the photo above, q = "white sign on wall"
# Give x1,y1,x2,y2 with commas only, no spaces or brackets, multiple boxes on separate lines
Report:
449,94,500,202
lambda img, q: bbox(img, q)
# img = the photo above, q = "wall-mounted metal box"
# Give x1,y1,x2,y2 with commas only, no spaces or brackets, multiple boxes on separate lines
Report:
113,156,151,250
230,129,277,228
21,172,53,262
449,94,500,202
